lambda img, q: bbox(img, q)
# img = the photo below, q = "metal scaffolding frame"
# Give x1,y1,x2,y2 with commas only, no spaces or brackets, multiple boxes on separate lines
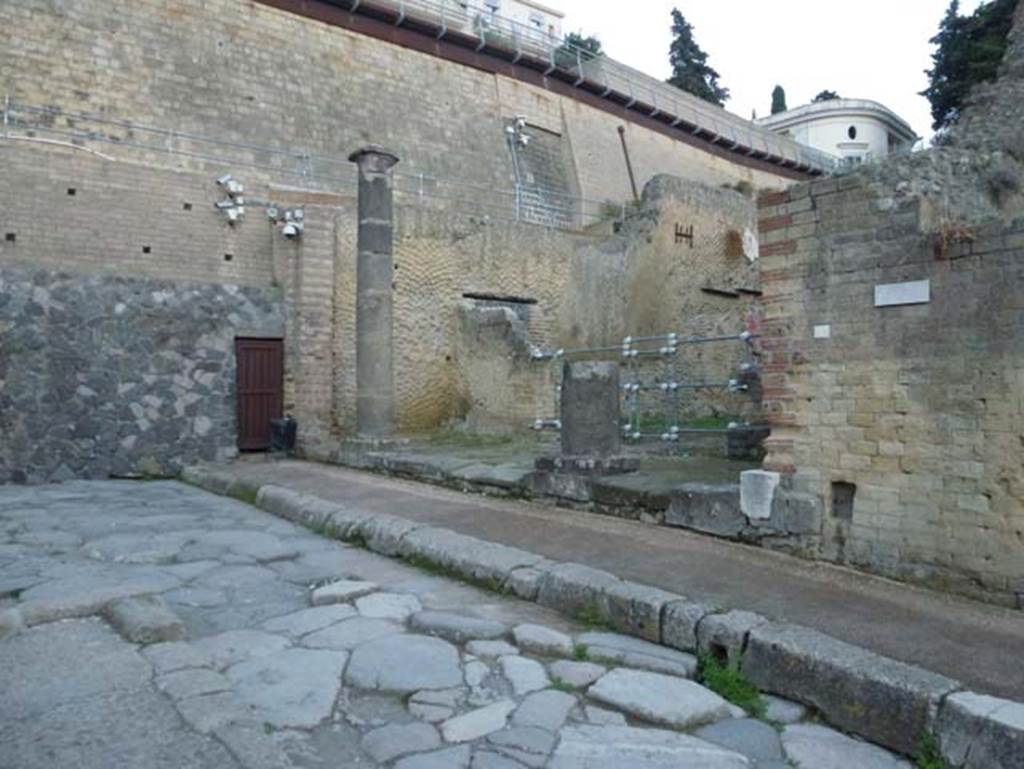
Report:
531,330,764,443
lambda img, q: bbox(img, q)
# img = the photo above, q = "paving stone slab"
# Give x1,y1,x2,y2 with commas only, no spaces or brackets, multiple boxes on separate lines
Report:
512,624,574,657
763,694,807,725
346,634,464,693
587,668,732,729
583,705,627,726
549,725,751,769
442,700,517,742
395,746,471,769
487,726,556,761
471,751,527,769
156,668,233,701
261,604,359,638
511,689,576,731
142,641,215,675
356,591,423,620
104,595,185,644
173,691,253,734
499,655,550,695
576,631,697,678
362,722,442,763
781,724,912,769
694,718,784,762
227,647,348,729
935,691,1024,769
467,640,520,658
301,616,404,650
190,629,290,670
411,611,509,644
548,660,606,689
743,622,960,755
310,579,379,606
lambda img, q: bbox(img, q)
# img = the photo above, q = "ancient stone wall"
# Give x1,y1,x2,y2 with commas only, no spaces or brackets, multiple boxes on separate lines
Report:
1,136,760,475
755,8,1024,603
1,0,796,216
0,267,283,483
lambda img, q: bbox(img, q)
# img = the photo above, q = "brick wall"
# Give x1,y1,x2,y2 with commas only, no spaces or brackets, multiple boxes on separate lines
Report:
757,180,1024,605
1,0,797,217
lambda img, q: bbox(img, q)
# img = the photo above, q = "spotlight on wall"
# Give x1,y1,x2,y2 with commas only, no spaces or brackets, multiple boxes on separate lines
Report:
215,174,246,225
275,208,305,240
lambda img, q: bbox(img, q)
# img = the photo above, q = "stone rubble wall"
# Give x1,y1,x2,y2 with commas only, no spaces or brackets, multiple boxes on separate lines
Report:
0,268,284,483
754,6,1024,606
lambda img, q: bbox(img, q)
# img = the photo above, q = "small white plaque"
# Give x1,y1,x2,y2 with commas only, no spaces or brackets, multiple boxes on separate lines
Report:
874,280,930,307
813,324,832,339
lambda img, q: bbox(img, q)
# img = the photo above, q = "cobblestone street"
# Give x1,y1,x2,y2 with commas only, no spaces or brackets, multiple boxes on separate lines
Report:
0,481,917,768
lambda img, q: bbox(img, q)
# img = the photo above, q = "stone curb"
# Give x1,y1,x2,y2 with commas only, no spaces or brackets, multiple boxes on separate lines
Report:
181,464,1024,765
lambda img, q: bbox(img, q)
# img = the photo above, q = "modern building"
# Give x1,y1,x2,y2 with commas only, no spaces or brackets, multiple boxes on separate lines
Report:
756,98,918,166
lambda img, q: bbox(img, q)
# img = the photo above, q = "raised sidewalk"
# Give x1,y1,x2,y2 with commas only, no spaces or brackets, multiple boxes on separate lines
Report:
207,458,1024,702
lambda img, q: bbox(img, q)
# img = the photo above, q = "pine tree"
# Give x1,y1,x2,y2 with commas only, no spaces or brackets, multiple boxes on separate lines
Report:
771,85,788,114
666,8,730,106
555,31,603,70
922,0,1017,130
812,90,840,102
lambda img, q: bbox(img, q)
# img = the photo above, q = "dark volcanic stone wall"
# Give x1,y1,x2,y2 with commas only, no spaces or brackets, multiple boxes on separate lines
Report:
0,268,284,483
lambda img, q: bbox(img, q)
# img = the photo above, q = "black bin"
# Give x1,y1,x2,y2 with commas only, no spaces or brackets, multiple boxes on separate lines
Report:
270,416,297,453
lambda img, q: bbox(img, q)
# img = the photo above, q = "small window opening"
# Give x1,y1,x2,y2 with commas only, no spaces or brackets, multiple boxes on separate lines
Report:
67,187,77,196
183,202,193,211
224,253,234,262
142,245,151,254
848,125,858,140
832,481,856,521
5,233,16,243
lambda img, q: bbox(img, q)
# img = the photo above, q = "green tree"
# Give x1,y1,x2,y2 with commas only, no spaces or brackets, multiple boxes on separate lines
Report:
812,89,841,102
922,0,1018,130
771,85,788,114
555,31,603,70
667,8,730,106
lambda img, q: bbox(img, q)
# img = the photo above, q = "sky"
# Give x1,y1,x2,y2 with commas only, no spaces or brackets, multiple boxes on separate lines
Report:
555,0,986,141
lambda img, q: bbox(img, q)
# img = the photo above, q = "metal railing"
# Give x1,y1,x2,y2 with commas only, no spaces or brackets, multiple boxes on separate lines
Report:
531,330,766,443
352,0,841,173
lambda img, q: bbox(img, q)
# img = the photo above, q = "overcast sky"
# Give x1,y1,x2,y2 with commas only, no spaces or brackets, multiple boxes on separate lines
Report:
556,0,986,140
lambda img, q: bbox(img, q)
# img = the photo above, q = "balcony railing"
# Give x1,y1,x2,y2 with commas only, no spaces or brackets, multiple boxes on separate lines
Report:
354,0,841,174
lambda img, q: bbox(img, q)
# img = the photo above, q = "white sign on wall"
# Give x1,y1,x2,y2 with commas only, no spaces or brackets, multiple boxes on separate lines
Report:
874,280,930,308
813,324,832,339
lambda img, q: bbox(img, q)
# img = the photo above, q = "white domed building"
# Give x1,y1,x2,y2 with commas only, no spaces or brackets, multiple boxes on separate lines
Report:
755,98,919,167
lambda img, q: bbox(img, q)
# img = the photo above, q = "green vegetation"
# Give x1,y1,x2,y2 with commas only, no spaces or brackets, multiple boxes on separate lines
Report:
555,31,603,70
573,643,591,662
696,653,766,718
227,485,259,506
923,0,1017,130
548,677,577,694
916,732,950,769
577,603,614,631
632,413,738,432
770,85,788,115
667,8,729,106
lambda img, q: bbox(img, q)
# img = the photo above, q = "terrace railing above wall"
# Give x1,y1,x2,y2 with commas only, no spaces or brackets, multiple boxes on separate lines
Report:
332,0,842,175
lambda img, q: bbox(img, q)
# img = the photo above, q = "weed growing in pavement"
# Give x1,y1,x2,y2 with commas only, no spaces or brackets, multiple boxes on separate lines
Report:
696,653,766,718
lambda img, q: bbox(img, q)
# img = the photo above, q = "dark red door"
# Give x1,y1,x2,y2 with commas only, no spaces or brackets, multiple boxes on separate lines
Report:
235,338,284,451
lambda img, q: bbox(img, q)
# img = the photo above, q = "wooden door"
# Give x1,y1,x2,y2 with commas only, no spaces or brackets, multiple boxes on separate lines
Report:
235,338,284,451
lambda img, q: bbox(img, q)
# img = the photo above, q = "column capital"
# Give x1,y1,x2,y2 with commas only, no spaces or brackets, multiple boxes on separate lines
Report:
348,145,400,173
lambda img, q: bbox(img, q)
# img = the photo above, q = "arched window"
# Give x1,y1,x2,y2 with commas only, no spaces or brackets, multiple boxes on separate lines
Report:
848,125,858,140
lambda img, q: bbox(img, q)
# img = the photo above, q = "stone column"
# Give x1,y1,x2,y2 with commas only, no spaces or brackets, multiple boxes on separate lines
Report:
349,146,399,438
